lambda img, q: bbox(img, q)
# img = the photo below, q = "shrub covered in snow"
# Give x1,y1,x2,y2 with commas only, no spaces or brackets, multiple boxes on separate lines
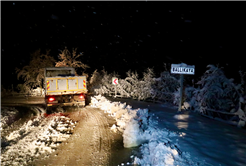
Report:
88,69,120,96
118,68,156,101
188,65,244,113
88,68,179,103
16,83,32,95
181,65,246,127
153,71,180,102
88,69,103,94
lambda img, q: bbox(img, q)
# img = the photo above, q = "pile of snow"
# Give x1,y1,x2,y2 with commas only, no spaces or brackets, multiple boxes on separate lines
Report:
91,95,199,165
0,107,19,131
91,95,146,147
1,110,76,166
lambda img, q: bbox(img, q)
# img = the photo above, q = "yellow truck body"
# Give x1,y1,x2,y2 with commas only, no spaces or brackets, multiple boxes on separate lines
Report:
44,67,87,108
46,77,87,95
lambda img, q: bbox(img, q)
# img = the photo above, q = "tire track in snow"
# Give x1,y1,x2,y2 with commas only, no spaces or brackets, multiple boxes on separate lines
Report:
86,106,112,165
33,106,112,166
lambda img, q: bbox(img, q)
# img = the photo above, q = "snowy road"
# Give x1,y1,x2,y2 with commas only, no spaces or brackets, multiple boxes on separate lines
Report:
41,106,137,166
1,104,136,166
32,106,113,165
2,96,245,166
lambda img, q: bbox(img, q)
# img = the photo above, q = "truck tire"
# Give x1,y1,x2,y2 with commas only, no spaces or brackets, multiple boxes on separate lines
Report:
46,106,53,114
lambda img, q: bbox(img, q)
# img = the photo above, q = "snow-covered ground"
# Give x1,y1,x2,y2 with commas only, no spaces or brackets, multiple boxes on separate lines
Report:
91,95,246,166
1,107,77,166
1,107,19,132
2,95,245,166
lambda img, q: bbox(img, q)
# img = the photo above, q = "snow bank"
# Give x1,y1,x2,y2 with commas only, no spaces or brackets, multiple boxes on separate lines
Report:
1,108,76,166
91,95,146,147
91,95,198,165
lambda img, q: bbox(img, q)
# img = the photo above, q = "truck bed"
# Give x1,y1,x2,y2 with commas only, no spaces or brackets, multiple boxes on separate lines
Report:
45,76,87,95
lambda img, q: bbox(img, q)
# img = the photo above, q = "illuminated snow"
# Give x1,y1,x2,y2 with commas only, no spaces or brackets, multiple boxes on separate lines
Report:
91,95,197,165
1,109,76,166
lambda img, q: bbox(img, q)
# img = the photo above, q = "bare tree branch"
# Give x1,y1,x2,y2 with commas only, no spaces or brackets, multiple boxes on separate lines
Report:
16,49,55,92
55,47,89,75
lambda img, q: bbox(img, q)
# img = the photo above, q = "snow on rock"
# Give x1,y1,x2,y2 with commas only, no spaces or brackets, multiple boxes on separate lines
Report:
1,110,76,166
91,95,199,165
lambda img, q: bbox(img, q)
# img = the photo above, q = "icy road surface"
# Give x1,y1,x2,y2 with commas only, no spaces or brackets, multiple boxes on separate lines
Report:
107,97,246,166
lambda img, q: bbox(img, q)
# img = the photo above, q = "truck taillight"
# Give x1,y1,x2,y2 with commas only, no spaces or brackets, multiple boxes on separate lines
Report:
48,97,55,102
80,94,84,99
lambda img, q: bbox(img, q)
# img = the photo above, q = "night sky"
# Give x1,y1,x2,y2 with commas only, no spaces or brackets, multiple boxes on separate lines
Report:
2,2,246,88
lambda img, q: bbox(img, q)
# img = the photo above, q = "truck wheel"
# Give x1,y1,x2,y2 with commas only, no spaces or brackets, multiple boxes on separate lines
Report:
46,106,53,114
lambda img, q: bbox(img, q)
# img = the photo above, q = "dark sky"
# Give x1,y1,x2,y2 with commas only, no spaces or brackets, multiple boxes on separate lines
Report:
2,2,246,88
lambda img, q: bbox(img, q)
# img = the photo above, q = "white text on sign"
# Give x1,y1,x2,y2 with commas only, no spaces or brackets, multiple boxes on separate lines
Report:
171,63,195,75
171,67,195,75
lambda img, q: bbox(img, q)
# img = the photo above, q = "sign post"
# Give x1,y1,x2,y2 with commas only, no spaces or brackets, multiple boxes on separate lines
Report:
171,63,195,111
112,77,118,97
179,74,184,112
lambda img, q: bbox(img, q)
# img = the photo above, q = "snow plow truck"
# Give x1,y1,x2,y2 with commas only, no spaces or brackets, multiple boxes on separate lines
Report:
44,67,87,113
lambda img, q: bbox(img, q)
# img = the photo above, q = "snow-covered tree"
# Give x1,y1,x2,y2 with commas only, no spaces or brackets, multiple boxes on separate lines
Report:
153,71,180,102
16,84,32,95
55,47,89,75
124,70,141,99
196,65,244,113
183,86,199,110
140,68,155,100
16,49,55,95
105,71,120,95
88,69,103,94
89,69,155,100
89,68,180,102
89,70,120,96
117,68,155,100
117,79,131,98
